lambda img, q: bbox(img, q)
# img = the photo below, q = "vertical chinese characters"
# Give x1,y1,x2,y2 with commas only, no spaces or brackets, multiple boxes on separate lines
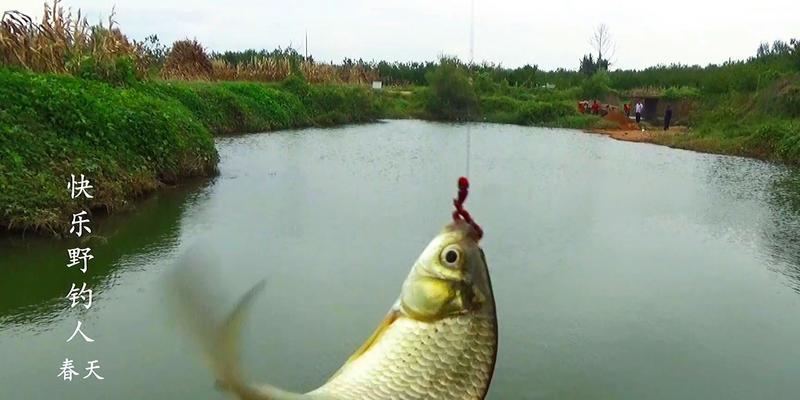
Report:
60,174,103,381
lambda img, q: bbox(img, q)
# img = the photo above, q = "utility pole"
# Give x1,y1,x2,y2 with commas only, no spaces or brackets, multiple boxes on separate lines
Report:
305,29,308,60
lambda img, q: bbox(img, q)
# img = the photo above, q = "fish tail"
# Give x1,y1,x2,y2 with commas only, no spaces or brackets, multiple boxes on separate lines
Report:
167,248,304,400
212,280,273,399
211,281,309,400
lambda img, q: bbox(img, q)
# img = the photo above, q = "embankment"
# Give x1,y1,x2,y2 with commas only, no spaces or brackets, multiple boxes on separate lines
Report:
3,67,797,235
592,78,800,164
0,69,384,234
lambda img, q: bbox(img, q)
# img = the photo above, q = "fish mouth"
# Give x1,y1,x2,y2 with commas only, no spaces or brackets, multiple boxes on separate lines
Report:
446,219,482,241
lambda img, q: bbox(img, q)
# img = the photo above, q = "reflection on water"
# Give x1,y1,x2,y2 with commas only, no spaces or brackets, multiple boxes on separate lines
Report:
764,170,800,293
1,120,800,400
0,181,207,330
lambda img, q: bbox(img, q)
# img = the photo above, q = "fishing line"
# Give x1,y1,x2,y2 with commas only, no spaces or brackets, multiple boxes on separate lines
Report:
465,125,471,177
465,0,475,179
450,0,482,238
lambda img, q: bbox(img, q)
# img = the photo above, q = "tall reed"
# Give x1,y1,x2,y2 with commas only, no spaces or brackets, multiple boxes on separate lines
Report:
0,0,147,81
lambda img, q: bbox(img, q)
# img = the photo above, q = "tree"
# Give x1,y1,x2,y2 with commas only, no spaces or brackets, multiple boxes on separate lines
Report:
579,53,609,76
772,40,791,56
581,69,610,99
579,24,613,76
590,23,614,68
508,64,539,88
792,39,800,70
579,54,596,75
756,42,771,58
424,57,477,121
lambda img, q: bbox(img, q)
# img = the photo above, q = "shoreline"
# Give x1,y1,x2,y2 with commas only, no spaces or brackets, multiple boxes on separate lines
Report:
583,125,790,165
0,69,383,236
2,67,795,237
585,125,689,145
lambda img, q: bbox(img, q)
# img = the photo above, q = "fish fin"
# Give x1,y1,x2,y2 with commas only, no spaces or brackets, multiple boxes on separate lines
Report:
211,280,272,399
327,309,400,382
167,247,304,400
205,281,311,400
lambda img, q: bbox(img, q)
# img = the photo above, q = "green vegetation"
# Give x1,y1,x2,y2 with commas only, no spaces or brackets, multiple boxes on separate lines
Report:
424,58,478,121
655,77,800,162
0,68,216,233
661,86,701,101
405,40,800,164
0,67,384,234
0,2,389,235
143,76,379,133
396,56,602,129
2,1,799,235
580,70,611,100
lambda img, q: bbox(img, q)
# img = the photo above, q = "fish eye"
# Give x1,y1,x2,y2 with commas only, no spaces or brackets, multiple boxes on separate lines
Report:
440,245,462,268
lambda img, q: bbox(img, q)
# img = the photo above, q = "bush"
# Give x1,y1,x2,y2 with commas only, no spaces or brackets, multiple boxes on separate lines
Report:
662,86,701,100
424,57,477,120
480,95,519,114
778,83,800,117
67,55,139,86
161,39,213,80
580,70,611,99
308,84,377,123
281,73,311,103
515,101,575,125
753,120,800,160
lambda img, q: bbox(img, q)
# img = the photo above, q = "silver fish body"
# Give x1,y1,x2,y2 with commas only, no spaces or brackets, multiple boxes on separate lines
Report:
171,220,497,400
309,314,496,400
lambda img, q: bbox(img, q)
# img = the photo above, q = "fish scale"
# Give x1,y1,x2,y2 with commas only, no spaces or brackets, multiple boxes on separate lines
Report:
309,314,497,400
171,218,496,400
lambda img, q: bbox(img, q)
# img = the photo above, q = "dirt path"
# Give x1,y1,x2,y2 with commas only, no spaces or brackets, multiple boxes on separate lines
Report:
583,109,688,145
586,126,689,144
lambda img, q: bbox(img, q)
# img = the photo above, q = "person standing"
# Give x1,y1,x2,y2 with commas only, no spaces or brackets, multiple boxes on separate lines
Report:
664,104,673,131
591,100,600,115
624,103,631,118
634,100,643,124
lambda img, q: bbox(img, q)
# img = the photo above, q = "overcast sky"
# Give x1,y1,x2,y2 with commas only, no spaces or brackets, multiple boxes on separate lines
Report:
4,0,799,70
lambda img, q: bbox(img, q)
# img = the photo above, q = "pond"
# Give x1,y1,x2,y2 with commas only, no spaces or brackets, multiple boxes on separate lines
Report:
2,120,800,399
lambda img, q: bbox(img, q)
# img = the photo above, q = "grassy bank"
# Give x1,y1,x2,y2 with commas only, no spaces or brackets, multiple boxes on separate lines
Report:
436,63,800,164
377,59,611,130
0,68,383,234
142,75,381,132
2,2,797,236
0,68,217,234
650,78,800,163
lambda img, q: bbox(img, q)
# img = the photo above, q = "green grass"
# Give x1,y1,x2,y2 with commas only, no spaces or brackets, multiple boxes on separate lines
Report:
660,77,800,163
2,62,797,235
0,69,218,233
142,81,310,134
142,78,382,134
0,69,385,234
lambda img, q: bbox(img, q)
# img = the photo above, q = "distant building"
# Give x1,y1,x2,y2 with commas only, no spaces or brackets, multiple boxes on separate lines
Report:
627,88,663,121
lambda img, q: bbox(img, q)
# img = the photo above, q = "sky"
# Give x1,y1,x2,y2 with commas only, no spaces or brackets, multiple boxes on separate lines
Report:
3,0,799,70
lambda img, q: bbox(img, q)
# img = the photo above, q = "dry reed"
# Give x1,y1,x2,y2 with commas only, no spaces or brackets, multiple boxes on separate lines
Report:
0,0,147,76
2,1,379,85
161,39,213,80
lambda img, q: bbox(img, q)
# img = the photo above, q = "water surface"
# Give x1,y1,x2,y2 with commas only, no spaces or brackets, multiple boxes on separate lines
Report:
2,120,800,399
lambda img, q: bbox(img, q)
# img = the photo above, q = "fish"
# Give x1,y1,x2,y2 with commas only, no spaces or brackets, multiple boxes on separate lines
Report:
169,219,497,400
